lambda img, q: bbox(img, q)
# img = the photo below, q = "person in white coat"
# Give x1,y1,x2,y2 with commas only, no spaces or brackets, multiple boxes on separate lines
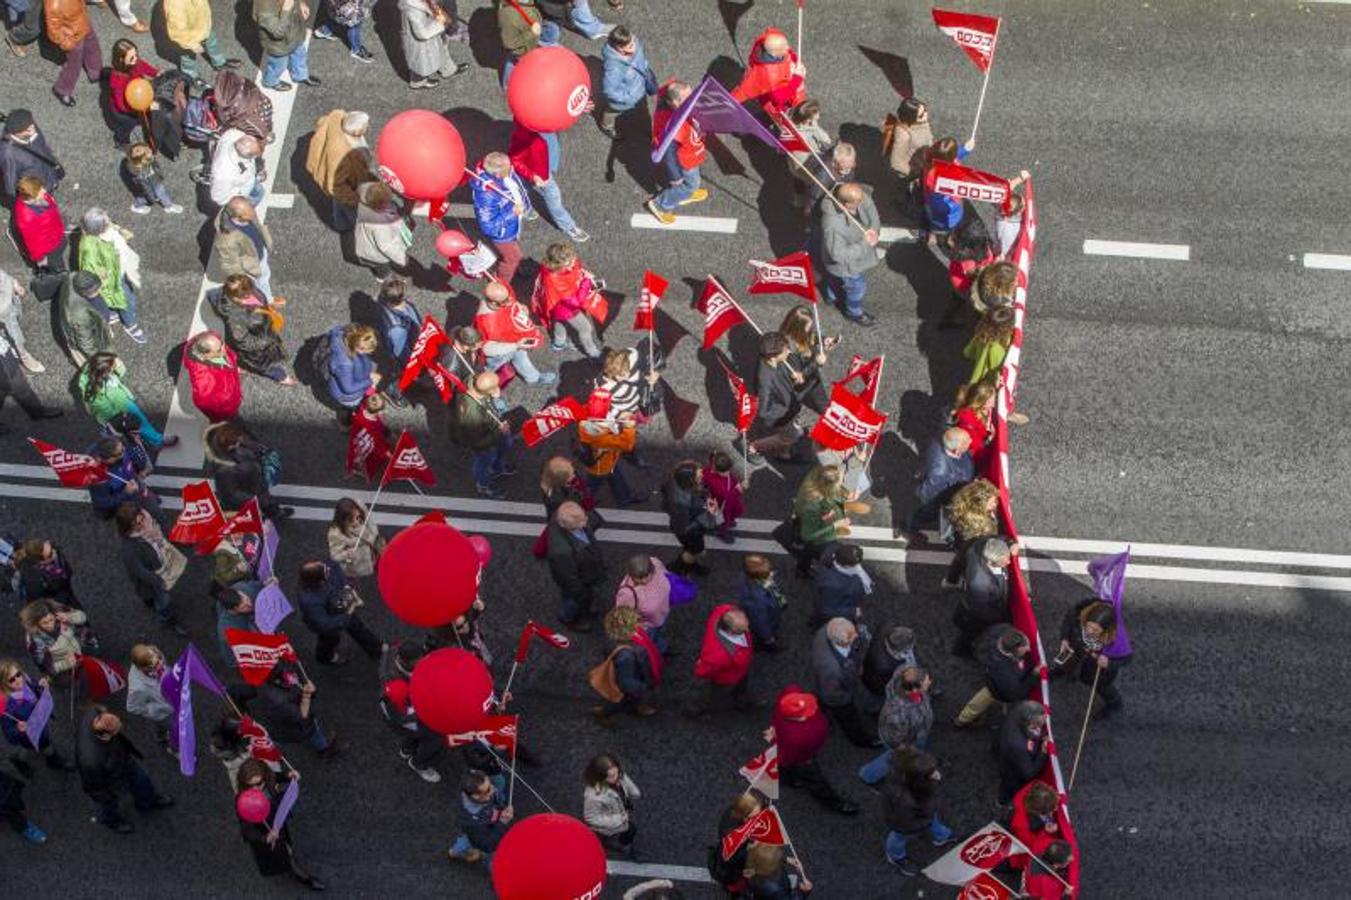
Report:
397,0,470,89
126,644,175,752
582,753,640,858
353,181,411,280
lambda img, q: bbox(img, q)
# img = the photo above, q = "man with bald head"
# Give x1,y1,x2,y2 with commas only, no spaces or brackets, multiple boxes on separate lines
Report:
471,151,533,285
546,500,607,631
820,181,882,327
210,131,266,208
731,27,807,108
449,371,514,499
76,708,174,833
474,280,556,386
906,426,976,541
213,196,275,297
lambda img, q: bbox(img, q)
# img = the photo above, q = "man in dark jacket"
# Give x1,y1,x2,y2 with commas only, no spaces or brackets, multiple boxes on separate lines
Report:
75,708,173,832
809,618,877,748
812,543,870,626
862,625,918,714
998,700,1049,804
86,437,160,520
737,554,784,653
0,111,64,201
739,332,801,464
450,769,514,863
252,661,343,758
956,625,1039,728
905,427,974,538
296,559,384,667
53,270,113,366
546,501,607,631
450,371,513,500
953,536,1014,657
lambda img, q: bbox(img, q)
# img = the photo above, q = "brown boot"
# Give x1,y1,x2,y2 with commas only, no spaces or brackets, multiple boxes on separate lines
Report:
591,705,615,727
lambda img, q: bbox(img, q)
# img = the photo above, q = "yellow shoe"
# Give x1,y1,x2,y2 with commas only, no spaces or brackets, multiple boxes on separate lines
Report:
679,188,709,205
645,200,676,225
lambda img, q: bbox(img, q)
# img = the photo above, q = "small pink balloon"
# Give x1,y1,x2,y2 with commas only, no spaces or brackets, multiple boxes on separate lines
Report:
236,787,271,824
435,229,475,259
468,534,493,566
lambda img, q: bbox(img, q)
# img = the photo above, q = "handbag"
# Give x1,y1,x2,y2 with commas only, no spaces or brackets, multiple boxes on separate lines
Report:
155,541,188,591
771,515,806,555
587,647,625,702
665,571,697,607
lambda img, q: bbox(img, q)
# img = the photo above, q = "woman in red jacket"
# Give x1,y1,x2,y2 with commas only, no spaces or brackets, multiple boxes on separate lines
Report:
531,241,604,359
183,331,243,422
949,380,996,470
13,176,67,272
107,40,176,155
1008,780,1061,872
684,604,754,716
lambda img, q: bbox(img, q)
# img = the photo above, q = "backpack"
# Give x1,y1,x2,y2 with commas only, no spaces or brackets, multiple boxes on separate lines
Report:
310,336,334,383
182,93,219,144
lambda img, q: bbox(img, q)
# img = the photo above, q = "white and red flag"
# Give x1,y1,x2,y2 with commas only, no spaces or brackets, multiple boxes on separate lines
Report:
924,822,1023,885
169,481,226,545
196,497,264,554
382,430,437,487
720,806,788,860
840,354,883,406
446,714,519,755
632,269,669,332
28,438,109,488
718,359,758,433
932,8,1001,72
521,397,586,447
748,252,816,303
699,278,753,349
398,316,458,400
224,628,299,686
958,872,1016,900
929,159,1012,207
810,383,887,450
738,743,780,800
765,104,811,154
78,655,127,699
347,404,391,482
514,620,572,663
238,714,284,767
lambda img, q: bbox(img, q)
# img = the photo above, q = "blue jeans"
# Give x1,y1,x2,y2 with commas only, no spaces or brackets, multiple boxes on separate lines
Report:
540,19,561,44
567,0,607,37
132,180,176,211
858,748,893,785
646,622,668,654
261,43,310,87
319,23,365,51
305,716,332,752
532,176,578,235
92,759,160,824
471,435,511,488
485,347,542,383
86,277,139,328
656,164,701,212
885,816,952,863
823,272,869,319
585,468,634,506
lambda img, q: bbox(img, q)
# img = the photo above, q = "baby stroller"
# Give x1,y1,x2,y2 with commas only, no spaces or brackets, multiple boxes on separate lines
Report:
183,70,275,186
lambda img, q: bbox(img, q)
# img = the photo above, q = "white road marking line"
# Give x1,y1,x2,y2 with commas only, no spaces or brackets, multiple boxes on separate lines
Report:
606,860,715,883
263,192,295,210
629,213,740,234
878,226,919,243
156,34,313,471
1082,239,1190,261
1302,252,1351,271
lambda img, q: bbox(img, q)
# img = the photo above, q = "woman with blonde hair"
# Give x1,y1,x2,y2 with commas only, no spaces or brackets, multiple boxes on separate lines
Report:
745,842,813,896
941,477,999,588
793,464,869,549
18,599,94,680
532,241,604,358
1,657,75,772
949,380,996,468
593,606,658,726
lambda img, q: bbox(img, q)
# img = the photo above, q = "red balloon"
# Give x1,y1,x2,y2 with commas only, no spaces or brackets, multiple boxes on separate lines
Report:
236,788,271,824
467,534,492,566
507,46,592,133
409,648,494,735
376,110,466,201
435,229,475,258
377,520,480,627
492,814,608,900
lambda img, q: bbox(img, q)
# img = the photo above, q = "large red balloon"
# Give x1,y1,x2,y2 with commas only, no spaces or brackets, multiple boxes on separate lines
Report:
409,648,494,735
377,520,480,627
376,110,466,201
507,46,592,133
492,814,607,900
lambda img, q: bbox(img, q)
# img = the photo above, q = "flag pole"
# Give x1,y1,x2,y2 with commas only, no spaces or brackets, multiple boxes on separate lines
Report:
350,450,395,554
708,274,762,335
1068,663,1101,792
782,153,869,236
810,302,825,357
506,737,519,807
859,354,886,484
500,661,521,710
795,0,804,65
969,22,999,145
474,742,553,812
773,805,809,881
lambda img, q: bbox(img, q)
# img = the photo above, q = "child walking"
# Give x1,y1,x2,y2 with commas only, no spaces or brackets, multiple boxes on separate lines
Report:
124,143,184,215
702,450,746,544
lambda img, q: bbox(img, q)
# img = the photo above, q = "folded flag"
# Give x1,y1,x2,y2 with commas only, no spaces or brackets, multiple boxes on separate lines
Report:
347,404,392,483
28,438,109,487
398,316,452,394
924,822,1024,885
839,354,883,406
272,777,301,832
239,714,284,767
514,620,572,663
721,806,787,860
225,629,299,686
169,481,226,545
810,382,887,450
932,7,1001,72
22,687,54,750
928,158,1011,207
78,654,127,700
382,430,437,487
522,397,586,448
718,358,758,433
738,743,780,800
446,714,519,755
633,269,669,331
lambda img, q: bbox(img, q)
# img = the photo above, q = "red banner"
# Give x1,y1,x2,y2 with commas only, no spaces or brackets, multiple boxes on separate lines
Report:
169,481,226,545
632,269,668,332
347,405,391,482
445,714,519,755
78,654,127,699
196,497,264,554
718,359,758,433
810,383,887,450
382,430,436,487
720,806,787,860
929,159,1011,207
698,278,751,349
225,628,299,686
932,7,1000,72
839,354,883,406
765,105,810,154
521,397,585,448
748,251,816,302
513,620,572,663
28,438,109,488
398,315,453,396
738,743,779,799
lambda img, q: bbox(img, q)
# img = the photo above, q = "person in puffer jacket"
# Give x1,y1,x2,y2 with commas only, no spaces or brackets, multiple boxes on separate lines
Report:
471,152,532,285
598,26,657,138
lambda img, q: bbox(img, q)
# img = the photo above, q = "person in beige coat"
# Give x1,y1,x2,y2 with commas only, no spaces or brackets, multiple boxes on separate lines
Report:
213,198,276,297
304,109,374,231
325,497,386,579
582,753,640,858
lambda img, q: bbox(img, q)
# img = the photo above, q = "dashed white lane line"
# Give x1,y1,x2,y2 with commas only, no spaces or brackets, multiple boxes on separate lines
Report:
1302,253,1351,271
878,226,919,243
606,860,715,884
1082,239,1191,261
630,213,740,234
263,192,296,210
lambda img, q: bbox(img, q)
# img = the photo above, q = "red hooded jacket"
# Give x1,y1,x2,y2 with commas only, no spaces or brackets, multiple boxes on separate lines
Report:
731,29,806,109
13,194,65,264
1008,780,1060,871
183,332,243,422
694,603,753,686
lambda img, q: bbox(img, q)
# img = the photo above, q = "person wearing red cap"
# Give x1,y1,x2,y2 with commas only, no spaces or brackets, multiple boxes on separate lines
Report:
768,685,858,815
684,604,755,716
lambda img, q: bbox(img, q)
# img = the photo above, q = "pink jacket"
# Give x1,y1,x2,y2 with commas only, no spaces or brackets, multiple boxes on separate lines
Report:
613,557,671,630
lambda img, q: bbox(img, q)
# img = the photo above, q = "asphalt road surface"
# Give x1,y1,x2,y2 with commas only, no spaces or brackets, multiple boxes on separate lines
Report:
2,1,1350,898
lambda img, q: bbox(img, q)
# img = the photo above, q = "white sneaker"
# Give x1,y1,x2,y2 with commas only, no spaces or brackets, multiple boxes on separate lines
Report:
129,203,150,215
19,352,45,373
164,204,184,214
408,758,442,783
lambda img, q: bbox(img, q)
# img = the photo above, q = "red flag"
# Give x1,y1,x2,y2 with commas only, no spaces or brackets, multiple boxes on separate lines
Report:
718,359,758,432
521,397,586,448
425,359,465,403
924,822,1019,884
398,316,452,393
238,714,284,766
810,382,887,450
929,159,1012,207
747,252,816,303
738,743,780,800
347,405,392,482
382,431,437,487
513,620,573,663
445,714,518,755
28,438,109,488
77,655,127,699
169,481,227,545
698,278,751,349
196,497,264,554
840,354,883,406
721,806,788,860
765,104,811,154
225,628,299,686
959,872,1015,900
632,269,669,331
932,8,1001,73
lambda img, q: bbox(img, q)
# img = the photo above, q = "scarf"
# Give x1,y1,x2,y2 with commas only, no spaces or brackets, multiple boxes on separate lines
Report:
833,562,874,594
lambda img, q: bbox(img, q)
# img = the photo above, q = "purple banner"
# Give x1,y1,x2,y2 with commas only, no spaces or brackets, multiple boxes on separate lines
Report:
1087,549,1133,658
161,644,227,777
255,583,294,635
651,74,785,164
272,777,300,833
23,688,54,750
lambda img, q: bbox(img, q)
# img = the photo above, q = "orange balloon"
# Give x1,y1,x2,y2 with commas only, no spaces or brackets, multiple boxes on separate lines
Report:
125,77,154,113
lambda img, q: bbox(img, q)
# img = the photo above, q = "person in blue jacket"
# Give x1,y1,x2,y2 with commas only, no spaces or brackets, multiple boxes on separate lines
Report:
470,152,533,286
921,136,974,236
737,554,784,653
376,277,418,408
811,543,870,627
85,435,163,522
325,323,380,423
598,25,657,139
296,559,384,667
448,769,514,864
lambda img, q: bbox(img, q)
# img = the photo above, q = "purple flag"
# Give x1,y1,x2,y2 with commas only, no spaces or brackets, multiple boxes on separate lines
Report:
1087,548,1133,658
272,777,300,832
161,644,228,777
23,688,54,750
258,521,279,582
651,74,785,164
255,583,294,635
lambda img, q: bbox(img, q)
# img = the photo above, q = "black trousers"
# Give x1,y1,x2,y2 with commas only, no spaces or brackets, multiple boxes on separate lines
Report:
684,677,751,716
315,614,383,663
824,701,877,748
0,354,46,417
782,759,850,810
400,722,446,768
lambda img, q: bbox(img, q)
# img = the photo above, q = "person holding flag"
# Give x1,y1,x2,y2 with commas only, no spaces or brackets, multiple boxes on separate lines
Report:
645,80,709,225
779,306,837,413
1050,598,1128,720
125,644,175,753
470,151,533,286
235,758,325,890
450,371,515,500
768,685,859,815
819,182,881,327
740,332,804,465
474,280,557,386
75,707,174,833
85,435,163,521
113,501,189,636
731,27,807,109
1,658,75,773
252,660,345,759
777,99,836,213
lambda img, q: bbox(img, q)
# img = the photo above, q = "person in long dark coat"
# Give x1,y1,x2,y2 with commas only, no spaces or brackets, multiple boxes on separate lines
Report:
234,757,325,890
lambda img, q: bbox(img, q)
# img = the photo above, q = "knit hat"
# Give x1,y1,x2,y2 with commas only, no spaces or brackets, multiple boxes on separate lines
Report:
885,626,916,657
72,271,102,298
3,109,34,134
777,691,818,720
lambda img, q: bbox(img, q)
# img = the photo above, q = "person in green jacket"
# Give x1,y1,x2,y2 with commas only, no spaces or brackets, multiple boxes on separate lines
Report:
793,463,852,551
77,208,149,342
253,0,320,91
963,305,1014,386
78,352,178,449
56,271,113,366
449,371,512,499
